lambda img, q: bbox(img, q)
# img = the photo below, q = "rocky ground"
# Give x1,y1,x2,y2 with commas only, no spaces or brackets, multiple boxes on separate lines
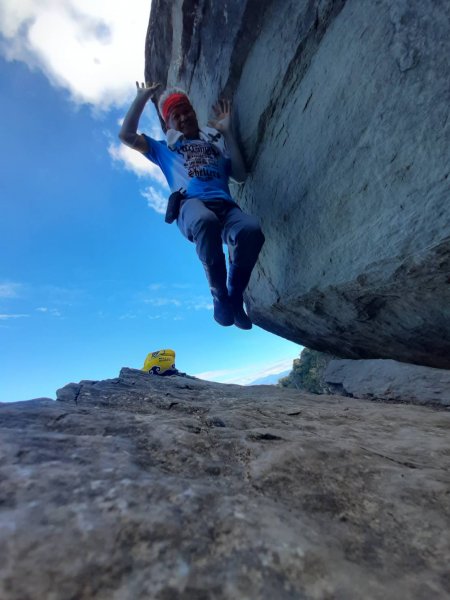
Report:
1,368,449,599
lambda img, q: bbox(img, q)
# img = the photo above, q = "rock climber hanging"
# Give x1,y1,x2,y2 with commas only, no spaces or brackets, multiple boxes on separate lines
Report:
119,82,265,329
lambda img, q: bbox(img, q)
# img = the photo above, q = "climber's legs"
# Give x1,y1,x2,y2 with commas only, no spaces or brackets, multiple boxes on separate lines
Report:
178,197,226,264
221,205,265,329
177,198,233,326
177,198,264,329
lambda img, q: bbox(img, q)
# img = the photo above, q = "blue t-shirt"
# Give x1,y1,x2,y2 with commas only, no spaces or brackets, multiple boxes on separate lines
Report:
142,128,233,202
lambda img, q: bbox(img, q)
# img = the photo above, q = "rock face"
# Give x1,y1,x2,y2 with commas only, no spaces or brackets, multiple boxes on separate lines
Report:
325,358,450,406
1,368,450,599
144,0,450,368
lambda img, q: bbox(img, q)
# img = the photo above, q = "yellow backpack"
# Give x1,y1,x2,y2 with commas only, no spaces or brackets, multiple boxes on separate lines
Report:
142,349,177,376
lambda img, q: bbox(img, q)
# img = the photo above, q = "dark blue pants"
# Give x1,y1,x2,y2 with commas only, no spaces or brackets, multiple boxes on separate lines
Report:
177,198,265,269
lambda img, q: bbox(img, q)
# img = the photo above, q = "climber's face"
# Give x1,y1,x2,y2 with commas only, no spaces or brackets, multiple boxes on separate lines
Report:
167,102,199,139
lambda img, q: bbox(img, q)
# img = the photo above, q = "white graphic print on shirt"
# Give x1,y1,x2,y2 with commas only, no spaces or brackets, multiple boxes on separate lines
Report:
175,141,221,181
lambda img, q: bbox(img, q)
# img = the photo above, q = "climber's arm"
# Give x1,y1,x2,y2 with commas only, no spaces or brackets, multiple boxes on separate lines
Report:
208,99,247,184
119,82,161,154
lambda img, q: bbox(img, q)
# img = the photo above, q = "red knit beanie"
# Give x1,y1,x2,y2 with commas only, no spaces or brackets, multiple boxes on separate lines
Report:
161,93,192,123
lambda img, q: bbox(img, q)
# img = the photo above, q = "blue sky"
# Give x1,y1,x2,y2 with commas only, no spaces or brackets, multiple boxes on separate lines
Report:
0,1,301,402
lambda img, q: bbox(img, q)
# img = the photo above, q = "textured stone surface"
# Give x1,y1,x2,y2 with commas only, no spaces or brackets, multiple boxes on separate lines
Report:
145,0,450,368
1,368,450,599
324,359,450,406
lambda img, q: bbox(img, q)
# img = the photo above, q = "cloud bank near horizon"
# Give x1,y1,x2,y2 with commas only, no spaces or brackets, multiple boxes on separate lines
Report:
195,357,296,386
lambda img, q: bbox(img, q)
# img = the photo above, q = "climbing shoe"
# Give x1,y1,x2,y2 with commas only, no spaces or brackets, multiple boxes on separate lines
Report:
202,258,235,327
227,263,253,329
230,296,252,330
213,296,235,327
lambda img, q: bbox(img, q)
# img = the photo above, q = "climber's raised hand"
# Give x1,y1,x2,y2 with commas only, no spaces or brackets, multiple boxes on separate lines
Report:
208,98,247,183
208,99,232,133
135,81,162,101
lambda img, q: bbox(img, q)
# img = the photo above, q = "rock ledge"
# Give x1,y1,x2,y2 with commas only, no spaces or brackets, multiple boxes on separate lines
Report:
1,368,449,599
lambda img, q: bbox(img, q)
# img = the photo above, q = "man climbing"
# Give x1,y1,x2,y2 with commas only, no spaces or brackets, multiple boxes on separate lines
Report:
119,82,265,329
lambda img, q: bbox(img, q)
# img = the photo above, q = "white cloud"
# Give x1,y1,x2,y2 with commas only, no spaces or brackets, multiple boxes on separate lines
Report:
119,312,137,320
141,185,168,215
193,301,213,311
0,282,23,298
108,138,171,216
108,119,169,215
0,0,172,215
195,357,296,386
186,296,214,310
38,284,85,305
36,307,62,317
0,0,151,109
134,286,215,315
0,313,29,320
241,358,294,385
144,293,211,311
108,142,168,186
145,297,182,307
195,368,241,381
171,283,192,290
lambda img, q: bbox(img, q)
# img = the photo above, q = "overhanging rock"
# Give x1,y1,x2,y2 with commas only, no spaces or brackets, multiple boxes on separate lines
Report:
144,0,450,368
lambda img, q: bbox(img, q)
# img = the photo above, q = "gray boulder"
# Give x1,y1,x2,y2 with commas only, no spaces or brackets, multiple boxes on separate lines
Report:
324,358,450,406
145,0,450,368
